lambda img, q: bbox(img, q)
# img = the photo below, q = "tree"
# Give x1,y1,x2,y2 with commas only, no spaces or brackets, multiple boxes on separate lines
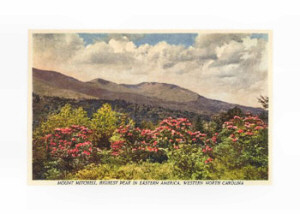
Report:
193,116,205,132
140,120,155,130
212,107,244,132
34,104,89,139
90,104,119,148
257,95,269,122
258,95,269,110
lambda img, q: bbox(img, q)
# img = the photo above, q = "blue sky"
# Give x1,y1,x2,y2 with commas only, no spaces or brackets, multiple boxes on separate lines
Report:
78,33,108,45
133,34,197,47
79,33,268,47
79,33,198,47
250,33,268,40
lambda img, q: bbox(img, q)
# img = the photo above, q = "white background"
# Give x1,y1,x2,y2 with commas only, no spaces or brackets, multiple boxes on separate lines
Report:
0,0,300,213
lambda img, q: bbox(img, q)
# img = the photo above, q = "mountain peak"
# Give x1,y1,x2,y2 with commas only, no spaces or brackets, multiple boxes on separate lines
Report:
89,78,114,85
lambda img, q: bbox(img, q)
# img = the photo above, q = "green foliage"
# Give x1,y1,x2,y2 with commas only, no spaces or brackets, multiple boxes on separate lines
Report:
32,93,206,128
89,148,124,165
208,158,268,180
32,101,269,181
203,121,218,137
208,116,268,180
111,118,210,164
168,145,210,180
32,104,90,179
44,161,64,180
140,120,155,130
90,104,119,148
34,125,95,179
212,107,244,132
32,103,126,179
193,116,205,132
70,144,212,180
34,104,89,140
69,162,177,180
259,111,268,123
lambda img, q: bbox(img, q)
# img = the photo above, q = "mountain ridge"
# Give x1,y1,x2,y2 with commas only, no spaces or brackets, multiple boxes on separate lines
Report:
32,68,264,116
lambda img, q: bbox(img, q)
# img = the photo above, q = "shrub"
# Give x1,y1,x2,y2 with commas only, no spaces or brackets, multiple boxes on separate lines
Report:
212,107,244,132
32,104,90,179
34,104,89,140
208,115,268,180
32,106,269,181
168,144,211,180
43,161,64,180
90,104,127,148
32,103,133,179
37,125,94,179
111,125,166,163
111,118,215,163
70,162,177,180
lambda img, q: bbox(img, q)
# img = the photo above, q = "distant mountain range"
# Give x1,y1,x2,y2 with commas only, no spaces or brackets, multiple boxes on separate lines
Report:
32,68,264,116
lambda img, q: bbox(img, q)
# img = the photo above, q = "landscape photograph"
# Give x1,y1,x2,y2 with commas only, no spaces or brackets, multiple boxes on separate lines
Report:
29,31,270,181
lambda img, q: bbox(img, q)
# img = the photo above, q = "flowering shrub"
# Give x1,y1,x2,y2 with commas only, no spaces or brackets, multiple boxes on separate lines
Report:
222,115,268,142
34,104,90,141
32,104,91,179
208,114,268,180
111,126,166,162
111,117,217,163
32,103,269,180
41,125,94,176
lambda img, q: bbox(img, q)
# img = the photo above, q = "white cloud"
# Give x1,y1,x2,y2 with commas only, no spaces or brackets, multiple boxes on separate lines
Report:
32,33,269,107
33,33,84,70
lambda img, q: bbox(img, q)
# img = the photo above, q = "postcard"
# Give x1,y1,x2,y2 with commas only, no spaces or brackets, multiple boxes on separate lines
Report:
28,30,272,185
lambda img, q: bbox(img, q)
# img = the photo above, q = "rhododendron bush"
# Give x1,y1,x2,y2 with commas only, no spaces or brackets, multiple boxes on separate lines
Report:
208,114,269,180
46,125,93,159
111,117,216,164
39,125,95,179
32,103,268,180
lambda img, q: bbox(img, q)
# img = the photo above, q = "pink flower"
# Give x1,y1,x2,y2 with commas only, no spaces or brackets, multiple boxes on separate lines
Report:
112,152,119,156
211,136,217,143
206,145,212,151
205,158,213,164
255,126,264,130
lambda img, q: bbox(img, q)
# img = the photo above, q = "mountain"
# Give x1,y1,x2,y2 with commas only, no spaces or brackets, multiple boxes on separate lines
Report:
88,79,198,102
32,68,264,116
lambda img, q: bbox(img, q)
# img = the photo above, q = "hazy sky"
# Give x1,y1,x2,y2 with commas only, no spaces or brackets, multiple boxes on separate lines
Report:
32,32,269,107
